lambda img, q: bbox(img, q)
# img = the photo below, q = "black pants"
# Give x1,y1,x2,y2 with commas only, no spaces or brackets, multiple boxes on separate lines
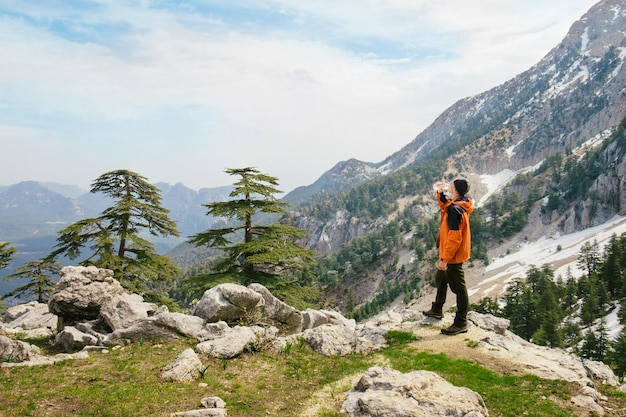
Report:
433,263,468,326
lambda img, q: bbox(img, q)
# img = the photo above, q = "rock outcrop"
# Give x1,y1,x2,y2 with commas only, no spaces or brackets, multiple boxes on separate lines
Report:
1,267,624,416
191,283,264,324
341,366,489,417
48,266,125,328
0,300,57,338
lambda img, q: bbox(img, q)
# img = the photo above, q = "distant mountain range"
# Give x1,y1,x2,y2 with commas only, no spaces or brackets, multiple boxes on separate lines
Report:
0,181,233,244
0,181,232,296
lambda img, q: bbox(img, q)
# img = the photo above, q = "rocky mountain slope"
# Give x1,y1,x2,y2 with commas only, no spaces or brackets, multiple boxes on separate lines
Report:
288,0,626,253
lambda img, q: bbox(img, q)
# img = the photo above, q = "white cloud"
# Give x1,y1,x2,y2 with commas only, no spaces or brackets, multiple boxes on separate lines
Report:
0,0,599,192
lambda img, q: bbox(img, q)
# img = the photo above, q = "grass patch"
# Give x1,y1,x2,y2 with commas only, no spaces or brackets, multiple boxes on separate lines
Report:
1,336,619,416
384,348,577,417
384,330,418,347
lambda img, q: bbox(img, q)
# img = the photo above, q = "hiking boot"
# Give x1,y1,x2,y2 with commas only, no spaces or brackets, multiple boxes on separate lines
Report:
423,304,443,320
441,323,468,335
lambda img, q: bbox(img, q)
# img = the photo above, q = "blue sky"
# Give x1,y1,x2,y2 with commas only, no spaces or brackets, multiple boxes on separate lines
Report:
0,0,600,193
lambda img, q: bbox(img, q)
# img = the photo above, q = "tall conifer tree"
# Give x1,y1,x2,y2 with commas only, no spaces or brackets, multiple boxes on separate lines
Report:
48,169,180,294
187,167,315,290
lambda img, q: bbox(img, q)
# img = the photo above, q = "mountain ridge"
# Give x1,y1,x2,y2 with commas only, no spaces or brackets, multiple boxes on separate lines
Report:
286,0,626,207
287,0,626,256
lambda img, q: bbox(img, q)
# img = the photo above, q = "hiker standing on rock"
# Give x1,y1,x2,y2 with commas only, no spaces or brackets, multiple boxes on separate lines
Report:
423,178,474,335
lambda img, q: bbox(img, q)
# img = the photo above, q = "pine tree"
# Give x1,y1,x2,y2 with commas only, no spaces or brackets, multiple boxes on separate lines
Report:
48,169,180,294
504,278,538,340
611,330,626,378
1,259,61,303
0,242,15,270
577,239,601,277
601,234,620,297
580,319,610,361
187,167,315,290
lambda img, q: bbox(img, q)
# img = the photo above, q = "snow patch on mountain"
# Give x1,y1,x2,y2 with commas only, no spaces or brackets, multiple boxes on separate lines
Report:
469,216,626,314
477,160,544,207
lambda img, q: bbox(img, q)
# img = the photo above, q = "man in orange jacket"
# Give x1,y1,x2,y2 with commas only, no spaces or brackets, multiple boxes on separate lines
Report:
423,177,474,335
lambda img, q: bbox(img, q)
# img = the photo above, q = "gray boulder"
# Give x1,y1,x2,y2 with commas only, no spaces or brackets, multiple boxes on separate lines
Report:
248,283,303,334
196,325,277,358
1,350,89,368
170,411,226,417
161,348,203,382
153,312,218,341
1,301,57,338
302,308,331,329
48,266,125,327
302,323,358,356
170,397,227,417
302,308,354,330
2,301,57,330
0,335,40,362
105,317,185,345
74,320,109,345
583,359,620,386
55,326,99,351
468,311,510,335
192,283,264,323
341,366,489,417
105,312,232,346
100,293,161,331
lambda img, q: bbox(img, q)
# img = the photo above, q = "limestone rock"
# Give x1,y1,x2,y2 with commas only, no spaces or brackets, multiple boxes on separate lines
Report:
1,350,89,368
302,308,355,330
478,330,599,386
105,312,232,345
468,311,510,335
105,316,185,345
195,325,276,358
192,283,264,323
302,323,358,356
100,293,160,331
571,395,605,416
354,322,390,355
341,366,489,417
2,301,57,332
55,326,99,351
74,320,113,345
48,266,125,325
0,323,53,339
200,397,226,409
170,396,227,416
153,312,216,341
583,359,620,386
0,335,40,362
248,283,303,334
302,308,331,329
170,410,226,417
161,348,203,382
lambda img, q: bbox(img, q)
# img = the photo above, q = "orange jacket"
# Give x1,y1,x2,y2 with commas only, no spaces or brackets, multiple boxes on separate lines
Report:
437,192,474,264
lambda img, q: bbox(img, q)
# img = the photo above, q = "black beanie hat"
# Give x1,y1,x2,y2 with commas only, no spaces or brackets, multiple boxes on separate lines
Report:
453,178,469,197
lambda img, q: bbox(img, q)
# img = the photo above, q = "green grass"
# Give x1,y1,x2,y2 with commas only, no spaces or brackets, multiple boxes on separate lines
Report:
1,332,623,417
